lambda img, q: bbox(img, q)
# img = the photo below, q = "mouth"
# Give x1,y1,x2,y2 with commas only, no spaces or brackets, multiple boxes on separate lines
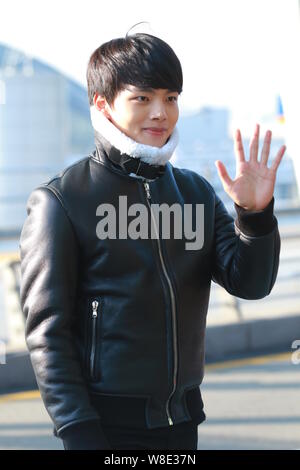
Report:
143,128,168,136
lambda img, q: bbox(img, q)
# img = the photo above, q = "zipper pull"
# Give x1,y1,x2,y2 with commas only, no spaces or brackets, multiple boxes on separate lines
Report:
143,181,151,200
92,300,99,318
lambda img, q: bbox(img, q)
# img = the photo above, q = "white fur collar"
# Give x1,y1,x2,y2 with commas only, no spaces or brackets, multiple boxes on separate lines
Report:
90,105,179,166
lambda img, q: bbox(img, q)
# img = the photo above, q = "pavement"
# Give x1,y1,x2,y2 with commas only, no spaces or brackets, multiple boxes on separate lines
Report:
0,351,299,450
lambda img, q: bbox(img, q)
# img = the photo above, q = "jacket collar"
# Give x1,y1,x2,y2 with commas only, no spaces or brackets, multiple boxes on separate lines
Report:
90,105,179,181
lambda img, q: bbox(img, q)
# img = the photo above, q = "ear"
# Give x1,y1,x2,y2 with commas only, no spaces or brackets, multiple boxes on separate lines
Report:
93,93,111,119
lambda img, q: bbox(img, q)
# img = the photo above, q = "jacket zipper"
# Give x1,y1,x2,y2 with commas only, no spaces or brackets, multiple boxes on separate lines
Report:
143,181,177,426
90,299,99,380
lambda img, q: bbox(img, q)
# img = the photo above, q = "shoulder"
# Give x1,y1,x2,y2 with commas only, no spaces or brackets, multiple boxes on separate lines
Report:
46,155,92,188
39,154,92,197
170,163,216,198
26,155,93,215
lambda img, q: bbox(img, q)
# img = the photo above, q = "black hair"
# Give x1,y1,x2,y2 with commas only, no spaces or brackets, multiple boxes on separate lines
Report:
86,32,183,106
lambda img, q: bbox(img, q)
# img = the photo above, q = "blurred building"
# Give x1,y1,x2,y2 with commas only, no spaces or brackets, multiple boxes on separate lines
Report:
0,43,94,236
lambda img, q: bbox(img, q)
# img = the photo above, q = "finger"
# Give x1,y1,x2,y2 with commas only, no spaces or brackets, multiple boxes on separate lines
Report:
234,129,246,163
249,123,260,162
260,130,272,165
215,160,233,189
270,145,286,172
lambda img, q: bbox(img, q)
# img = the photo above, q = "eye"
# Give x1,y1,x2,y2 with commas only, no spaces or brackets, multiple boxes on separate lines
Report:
135,96,149,102
168,96,178,102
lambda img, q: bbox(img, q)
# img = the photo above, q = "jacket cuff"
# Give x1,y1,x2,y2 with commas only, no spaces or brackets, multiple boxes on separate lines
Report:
59,419,111,450
234,196,277,237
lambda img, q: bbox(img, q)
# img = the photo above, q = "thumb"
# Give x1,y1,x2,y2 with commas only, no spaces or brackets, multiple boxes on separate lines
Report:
215,160,233,189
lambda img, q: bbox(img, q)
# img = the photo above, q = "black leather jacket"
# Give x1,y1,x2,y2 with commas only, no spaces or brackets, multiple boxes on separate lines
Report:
19,132,280,446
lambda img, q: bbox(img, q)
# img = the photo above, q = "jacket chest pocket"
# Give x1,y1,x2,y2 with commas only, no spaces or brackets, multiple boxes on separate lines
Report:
85,297,102,382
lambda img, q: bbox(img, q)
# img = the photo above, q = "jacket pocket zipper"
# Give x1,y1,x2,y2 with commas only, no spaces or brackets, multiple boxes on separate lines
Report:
90,299,99,381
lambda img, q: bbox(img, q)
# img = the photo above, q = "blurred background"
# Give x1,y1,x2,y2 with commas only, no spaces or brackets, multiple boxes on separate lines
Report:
0,0,299,450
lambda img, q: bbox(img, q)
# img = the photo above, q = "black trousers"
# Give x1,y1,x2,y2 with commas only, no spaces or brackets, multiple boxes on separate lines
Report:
102,420,198,450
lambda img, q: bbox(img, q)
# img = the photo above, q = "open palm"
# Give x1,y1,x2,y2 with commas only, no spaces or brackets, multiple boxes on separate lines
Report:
215,124,286,211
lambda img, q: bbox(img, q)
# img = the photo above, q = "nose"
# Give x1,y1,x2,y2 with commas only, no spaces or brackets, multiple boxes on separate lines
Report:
150,101,167,120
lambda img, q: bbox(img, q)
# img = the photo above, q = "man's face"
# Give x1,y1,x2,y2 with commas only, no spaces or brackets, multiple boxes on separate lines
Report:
94,85,179,148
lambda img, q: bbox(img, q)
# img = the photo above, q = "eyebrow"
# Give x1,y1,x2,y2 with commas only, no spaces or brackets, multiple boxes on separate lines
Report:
127,86,177,93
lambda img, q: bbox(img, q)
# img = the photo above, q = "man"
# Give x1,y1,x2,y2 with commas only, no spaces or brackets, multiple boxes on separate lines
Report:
19,32,286,450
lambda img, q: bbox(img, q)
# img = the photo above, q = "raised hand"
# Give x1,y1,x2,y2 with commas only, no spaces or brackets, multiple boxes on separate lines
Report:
215,124,286,211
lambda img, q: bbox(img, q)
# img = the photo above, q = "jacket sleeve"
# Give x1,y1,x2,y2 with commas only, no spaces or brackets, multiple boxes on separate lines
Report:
19,186,111,449
211,193,281,299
